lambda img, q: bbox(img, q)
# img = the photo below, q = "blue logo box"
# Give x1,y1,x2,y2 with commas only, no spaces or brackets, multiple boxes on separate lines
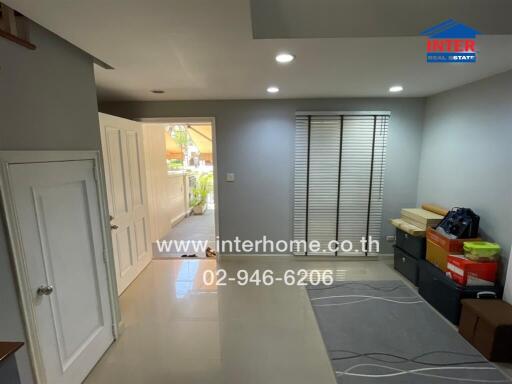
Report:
427,53,476,63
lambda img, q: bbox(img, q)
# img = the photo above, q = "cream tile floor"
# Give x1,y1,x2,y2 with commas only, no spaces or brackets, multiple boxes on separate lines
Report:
153,208,216,258
84,257,512,383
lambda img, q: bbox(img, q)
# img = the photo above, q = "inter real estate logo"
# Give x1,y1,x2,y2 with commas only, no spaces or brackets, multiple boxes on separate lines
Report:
421,19,480,63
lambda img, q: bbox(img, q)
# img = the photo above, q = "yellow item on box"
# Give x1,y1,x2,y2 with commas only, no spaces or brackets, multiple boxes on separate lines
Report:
463,242,501,261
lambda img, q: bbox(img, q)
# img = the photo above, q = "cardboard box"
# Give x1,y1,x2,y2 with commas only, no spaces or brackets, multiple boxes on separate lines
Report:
447,255,498,286
426,239,450,271
426,228,479,271
460,299,512,361
401,208,443,229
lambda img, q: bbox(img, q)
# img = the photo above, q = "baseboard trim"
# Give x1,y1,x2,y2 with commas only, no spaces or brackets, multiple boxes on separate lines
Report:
170,211,188,227
218,253,393,262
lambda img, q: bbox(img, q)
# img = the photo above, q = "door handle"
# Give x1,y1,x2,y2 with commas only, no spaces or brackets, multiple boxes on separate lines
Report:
37,285,54,296
109,215,118,229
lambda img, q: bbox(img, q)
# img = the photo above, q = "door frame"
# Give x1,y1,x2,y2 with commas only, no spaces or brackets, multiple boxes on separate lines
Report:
0,150,121,384
138,117,220,257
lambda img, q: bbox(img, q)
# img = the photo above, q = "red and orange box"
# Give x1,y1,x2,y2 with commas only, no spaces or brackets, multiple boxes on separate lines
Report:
447,254,497,286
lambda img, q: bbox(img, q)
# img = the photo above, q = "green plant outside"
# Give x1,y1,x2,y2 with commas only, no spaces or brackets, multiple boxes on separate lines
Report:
171,126,192,147
190,172,213,207
167,159,184,170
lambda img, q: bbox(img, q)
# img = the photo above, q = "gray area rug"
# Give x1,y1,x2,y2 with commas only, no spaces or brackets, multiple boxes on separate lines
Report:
306,281,511,383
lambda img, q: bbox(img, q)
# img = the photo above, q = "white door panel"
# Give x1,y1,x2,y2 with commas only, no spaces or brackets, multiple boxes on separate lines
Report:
99,113,151,294
116,226,134,276
134,217,149,261
126,131,144,208
105,128,130,216
9,160,113,384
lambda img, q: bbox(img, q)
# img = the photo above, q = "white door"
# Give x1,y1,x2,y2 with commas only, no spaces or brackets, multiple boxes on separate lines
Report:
99,113,152,294
9,160,113,384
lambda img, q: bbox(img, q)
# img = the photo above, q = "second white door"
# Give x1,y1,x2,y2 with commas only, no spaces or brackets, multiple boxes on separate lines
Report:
9,159,113,384
99,113,152,294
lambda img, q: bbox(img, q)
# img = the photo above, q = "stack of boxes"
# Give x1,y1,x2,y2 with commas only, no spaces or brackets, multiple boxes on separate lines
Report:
425,227,479,271
446,242,501,286
392,206,502,325
391,208,443,285
393,207,510,361
424,225,500,288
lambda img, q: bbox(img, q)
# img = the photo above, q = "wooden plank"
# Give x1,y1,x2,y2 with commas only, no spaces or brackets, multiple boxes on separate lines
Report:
0,4,35,50
390,218,425,237
0,29,35,50
401,208,443,229
421,203,448,217
3,4,17,36
0,4,6,30
0,342,23,362
1,4,17,35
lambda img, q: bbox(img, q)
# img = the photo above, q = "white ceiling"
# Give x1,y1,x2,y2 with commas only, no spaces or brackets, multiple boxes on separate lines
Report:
6,0,512,101
250,0,512,38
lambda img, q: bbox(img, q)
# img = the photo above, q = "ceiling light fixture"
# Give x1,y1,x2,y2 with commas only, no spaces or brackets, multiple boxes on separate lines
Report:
389,85,404,93
275,53,295,64
267,86,279,93
151,89,165,94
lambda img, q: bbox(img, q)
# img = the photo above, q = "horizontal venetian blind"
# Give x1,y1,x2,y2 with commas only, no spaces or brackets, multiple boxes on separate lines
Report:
293,113,389,256
307,116,342,255
292,115,309,253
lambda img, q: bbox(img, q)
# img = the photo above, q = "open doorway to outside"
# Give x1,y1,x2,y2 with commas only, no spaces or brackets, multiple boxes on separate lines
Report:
142,118,218,259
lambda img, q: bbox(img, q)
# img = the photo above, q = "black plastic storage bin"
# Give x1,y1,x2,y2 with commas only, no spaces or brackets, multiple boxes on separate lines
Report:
395,228,426,259
394,246,419,285
418,260,501,325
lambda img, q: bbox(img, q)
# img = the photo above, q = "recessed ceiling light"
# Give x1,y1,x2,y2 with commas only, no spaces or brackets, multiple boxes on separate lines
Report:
275,53,295,64
267,86,279,93
389,85,404,93
151,89,165,94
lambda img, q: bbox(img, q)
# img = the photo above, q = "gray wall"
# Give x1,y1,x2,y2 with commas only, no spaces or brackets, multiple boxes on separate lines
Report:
0,24,100,150
101,98,425,254
418,70,512,269
0,22,100,383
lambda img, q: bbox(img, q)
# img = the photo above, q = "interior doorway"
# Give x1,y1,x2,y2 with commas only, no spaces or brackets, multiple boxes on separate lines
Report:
142,117,218,259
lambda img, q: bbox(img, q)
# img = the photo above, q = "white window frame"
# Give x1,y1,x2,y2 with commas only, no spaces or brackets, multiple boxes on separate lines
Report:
293,111,390,256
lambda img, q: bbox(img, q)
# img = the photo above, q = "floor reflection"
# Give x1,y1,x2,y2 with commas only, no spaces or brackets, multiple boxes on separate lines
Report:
86,257,498,384
175,260,200,299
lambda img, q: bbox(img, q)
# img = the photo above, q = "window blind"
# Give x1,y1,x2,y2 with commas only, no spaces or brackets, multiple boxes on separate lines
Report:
293,112,389,256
